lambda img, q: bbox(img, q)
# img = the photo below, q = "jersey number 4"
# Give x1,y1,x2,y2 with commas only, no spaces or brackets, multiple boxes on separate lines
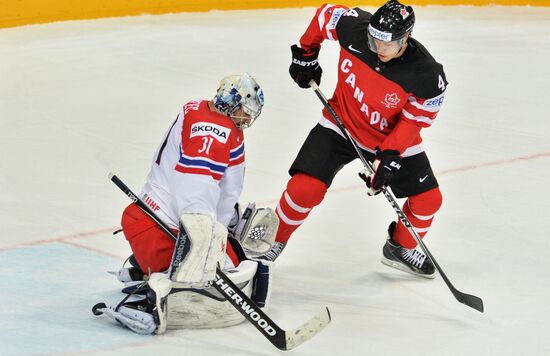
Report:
438,75,446,91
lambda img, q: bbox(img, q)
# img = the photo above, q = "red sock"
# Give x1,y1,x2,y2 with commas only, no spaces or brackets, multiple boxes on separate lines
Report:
393,187,443,249
274,173,327,244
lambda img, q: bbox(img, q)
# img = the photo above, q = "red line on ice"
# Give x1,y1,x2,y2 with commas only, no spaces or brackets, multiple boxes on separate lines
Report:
2,151,549,252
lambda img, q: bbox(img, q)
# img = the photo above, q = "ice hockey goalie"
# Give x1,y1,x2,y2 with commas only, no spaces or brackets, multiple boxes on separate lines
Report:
92,203,277,334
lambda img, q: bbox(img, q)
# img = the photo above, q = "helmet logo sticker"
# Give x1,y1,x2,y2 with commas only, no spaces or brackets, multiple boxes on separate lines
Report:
400,8,410,19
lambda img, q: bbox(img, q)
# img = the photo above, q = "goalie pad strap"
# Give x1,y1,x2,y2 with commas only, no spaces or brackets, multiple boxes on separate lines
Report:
251,260,272,308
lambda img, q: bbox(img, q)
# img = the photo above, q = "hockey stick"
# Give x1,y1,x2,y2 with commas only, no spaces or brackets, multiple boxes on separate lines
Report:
108,172,331,350
309,81,484,313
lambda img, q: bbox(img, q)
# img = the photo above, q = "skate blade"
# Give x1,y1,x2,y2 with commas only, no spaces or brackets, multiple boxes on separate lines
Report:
380,257,435,279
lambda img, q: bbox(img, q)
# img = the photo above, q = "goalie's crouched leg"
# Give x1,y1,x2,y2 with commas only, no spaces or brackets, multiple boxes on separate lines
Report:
167,257,272,329
95,208,277,334
93,255,272,333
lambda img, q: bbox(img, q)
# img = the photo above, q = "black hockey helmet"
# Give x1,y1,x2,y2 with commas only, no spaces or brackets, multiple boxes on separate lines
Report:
368,0,415,51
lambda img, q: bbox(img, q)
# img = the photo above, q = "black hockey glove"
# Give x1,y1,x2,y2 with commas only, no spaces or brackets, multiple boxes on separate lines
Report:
359,148,402,196
289,44,322,89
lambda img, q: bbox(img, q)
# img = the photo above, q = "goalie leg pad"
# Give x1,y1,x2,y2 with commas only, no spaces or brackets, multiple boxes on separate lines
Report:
167,259,258,329
148,272,172,334
251,260,273,309
172,213,227,288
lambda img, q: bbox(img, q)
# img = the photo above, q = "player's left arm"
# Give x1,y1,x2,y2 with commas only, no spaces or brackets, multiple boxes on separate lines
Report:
381,67,448,153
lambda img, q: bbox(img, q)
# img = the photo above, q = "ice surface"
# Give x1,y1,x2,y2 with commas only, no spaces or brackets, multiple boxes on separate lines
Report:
1,5,549,355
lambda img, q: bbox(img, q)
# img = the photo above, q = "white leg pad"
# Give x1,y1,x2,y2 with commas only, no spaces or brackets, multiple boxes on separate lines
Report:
167,260,258,329
148,272,172,334
172,213,227,288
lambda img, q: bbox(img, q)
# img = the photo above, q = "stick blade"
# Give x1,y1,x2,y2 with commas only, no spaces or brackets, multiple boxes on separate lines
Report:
283,307,331,351
456,292,484,312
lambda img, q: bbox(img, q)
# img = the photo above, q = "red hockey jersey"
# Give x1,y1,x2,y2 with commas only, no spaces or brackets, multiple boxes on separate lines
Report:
140,100,245,228
300,4,448,156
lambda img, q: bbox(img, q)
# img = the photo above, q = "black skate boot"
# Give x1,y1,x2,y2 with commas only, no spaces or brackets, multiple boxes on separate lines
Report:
381,222,435,279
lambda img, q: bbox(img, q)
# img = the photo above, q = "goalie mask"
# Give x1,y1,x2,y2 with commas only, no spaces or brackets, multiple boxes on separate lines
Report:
213,72,265,129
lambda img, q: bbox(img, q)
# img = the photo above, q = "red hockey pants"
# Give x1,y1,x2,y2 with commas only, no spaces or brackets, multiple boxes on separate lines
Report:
120,203,239,273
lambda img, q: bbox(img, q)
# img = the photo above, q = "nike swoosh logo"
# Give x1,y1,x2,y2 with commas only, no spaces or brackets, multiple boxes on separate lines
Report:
419,175,429,183
348,45,362,54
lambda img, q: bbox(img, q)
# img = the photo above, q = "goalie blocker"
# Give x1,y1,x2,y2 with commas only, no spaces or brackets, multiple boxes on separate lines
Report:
94,203,278,333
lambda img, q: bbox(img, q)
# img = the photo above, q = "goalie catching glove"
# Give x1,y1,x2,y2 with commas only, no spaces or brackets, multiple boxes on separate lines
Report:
229,202,279,258
359,147,402,196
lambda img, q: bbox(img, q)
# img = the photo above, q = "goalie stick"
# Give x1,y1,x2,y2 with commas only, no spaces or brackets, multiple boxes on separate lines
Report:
309,81,484,313
108,172,331,350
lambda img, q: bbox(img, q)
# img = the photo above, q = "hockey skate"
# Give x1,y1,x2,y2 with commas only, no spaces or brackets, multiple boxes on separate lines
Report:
257,241,286,262
381,222,435,279
93,272,171,335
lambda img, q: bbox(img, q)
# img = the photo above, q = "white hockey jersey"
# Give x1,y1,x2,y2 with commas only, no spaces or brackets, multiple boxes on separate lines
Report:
140,100,245,229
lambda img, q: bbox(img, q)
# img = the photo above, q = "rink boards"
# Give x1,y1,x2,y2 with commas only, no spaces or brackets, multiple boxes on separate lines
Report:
1,0,549,29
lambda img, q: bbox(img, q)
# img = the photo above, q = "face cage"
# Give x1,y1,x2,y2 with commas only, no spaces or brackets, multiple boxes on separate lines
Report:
232,104,261,130
367,34,408,54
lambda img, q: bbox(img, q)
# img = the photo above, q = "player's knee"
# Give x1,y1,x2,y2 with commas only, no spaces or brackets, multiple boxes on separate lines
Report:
410,187,443,215
287,173,327,207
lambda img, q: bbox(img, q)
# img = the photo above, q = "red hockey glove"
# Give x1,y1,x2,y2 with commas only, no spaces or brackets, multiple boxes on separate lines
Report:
358,148,402,196
289,44,322,89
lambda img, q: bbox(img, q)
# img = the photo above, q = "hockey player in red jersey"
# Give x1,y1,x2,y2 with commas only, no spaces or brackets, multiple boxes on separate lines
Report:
94,73,279,334
261,0,447,279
